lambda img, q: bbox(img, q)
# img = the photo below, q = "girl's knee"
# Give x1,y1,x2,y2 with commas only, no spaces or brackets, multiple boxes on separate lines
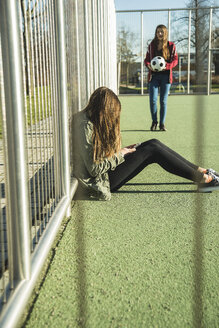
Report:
142,139,162,149
149,138,164,150
149,138,160,145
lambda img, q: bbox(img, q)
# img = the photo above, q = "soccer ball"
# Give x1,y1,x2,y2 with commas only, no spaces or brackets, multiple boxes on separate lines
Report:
150,56,166,72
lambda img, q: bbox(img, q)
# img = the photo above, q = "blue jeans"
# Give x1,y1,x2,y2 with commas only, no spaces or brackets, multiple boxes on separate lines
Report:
149,73,171,125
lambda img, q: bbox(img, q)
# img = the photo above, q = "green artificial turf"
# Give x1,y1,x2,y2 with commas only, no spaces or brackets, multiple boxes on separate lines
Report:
23,95,219,328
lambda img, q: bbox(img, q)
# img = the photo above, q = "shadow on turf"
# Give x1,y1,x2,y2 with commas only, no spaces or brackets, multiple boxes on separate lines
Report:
121,129,147,132
125,182,193,186
114,182,197,194
121,129,165,132
115,190,196,194
74,182,197,198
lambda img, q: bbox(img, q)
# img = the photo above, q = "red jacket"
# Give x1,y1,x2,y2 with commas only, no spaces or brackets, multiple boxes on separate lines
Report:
144,40,178,84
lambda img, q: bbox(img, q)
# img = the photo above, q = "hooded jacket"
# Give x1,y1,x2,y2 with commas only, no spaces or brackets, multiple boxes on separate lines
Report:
73,110,125,200
144,40,178,84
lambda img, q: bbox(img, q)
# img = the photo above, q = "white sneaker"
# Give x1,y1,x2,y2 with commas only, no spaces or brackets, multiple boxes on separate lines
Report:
206,168,219,177
198,173,219,192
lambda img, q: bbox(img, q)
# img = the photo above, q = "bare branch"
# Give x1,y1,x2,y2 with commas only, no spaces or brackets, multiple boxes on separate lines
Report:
31,0,41,15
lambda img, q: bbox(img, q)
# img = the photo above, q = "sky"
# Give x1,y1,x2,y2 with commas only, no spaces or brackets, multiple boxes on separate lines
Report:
115,0,219,59
114,0,219,10
114,0,187,10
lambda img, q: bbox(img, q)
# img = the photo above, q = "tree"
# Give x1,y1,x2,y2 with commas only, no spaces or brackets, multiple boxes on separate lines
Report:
171,0,219,90
20,0,39,95
117,27,138,87
187,0,218,87
20,0,49,95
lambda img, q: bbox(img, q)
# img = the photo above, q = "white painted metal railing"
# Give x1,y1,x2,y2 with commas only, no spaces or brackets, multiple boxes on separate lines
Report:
0,1,117,327
116,7,219,95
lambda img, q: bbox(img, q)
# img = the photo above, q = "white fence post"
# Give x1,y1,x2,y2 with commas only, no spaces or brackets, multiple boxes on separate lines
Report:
0,0,31,283
207,8,213,95
187,10,191,94
141,11,144,95
54,0,71,216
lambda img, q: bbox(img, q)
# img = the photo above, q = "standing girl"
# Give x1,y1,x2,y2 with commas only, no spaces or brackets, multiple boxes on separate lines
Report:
144,24,178,131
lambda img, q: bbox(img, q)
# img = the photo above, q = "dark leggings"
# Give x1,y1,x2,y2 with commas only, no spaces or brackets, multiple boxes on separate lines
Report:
108,139,204,192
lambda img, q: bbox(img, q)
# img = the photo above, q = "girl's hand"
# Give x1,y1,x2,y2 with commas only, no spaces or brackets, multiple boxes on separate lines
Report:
120,147,136,156
126,144,136,149
148,63,154,71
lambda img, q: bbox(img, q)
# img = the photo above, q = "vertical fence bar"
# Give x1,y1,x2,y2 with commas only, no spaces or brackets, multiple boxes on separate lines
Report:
102,1,105,85
0,188,6,303
92,0,98,90
0,0,30,282
75,0,82,110
98,1,102,85
84,0,90,98
47,0,55,206
117,59,121,95
36,0,46,233
110,0,117,93
187,10,191,94
24,0,38,244
0,41,8,301
97,1,102,86
107,4,110,87
88,1,94,94
207,7,212,95
50,0,62,202
106,2,110,88
40,0,49,225
43,0,52,219
54,0,71,216
141,11,144,95
101,3,105,85
168,9,171,41
103,2,108,87
33,0,46,233
95,0,100,89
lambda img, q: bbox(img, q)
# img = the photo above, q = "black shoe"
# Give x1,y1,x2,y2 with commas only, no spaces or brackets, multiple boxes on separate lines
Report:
159,124,167,131
150,121,157,131
198,173,219,192
206,168,219,177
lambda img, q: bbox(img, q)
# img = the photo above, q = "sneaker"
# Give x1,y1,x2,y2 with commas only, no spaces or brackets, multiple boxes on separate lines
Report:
206,168,219,177
150,121,157,131
159,124,167,131
198,173,219,192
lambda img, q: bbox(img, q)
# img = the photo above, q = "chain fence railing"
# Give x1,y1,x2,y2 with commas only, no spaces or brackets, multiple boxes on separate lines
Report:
116,7,219,95
0,1,117,327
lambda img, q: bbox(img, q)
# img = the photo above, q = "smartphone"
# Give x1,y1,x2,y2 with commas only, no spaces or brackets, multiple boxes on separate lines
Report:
134,143,141,148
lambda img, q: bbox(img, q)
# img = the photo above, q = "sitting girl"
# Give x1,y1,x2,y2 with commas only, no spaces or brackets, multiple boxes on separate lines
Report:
73,87,219,200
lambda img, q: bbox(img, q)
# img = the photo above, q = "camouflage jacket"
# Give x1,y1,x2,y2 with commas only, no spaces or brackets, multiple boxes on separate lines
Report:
73,110,125,200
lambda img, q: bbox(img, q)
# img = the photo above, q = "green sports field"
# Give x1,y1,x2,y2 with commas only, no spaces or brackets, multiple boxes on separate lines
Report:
23,95,219,328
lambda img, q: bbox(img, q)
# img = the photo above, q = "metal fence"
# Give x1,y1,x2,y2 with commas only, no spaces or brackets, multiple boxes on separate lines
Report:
116,7,219,95
0,1,117,327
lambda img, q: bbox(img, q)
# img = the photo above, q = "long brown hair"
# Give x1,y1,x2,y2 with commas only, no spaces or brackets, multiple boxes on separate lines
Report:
85,87,121,163
154,24,170,60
